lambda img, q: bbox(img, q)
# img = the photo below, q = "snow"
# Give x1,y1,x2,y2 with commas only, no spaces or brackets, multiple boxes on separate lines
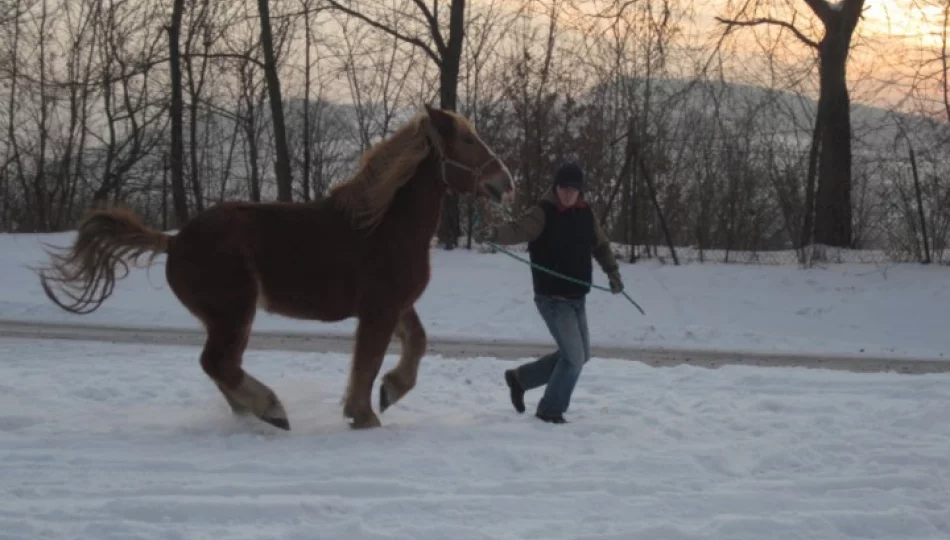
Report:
2,230,950,538
2,337,948,540
2,232,949,361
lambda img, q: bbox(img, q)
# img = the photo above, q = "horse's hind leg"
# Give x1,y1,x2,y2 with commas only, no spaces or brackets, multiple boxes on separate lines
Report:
379,306,426,413
201,320,290,431
215,381,248,415
343,311,399,429
167,234,289,431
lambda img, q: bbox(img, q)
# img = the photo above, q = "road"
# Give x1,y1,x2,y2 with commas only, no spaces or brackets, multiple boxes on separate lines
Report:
0,319,947,375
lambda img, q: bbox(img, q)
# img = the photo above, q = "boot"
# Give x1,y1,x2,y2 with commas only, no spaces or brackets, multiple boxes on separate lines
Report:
504,369,525,413
535,411,567,424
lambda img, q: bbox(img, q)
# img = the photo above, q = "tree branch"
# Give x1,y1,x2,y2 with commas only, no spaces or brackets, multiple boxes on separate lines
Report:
185,52,266,69
410,0,447,55
325,0,442,66
715,16,820,49
801,0,833,23
1,50,267,92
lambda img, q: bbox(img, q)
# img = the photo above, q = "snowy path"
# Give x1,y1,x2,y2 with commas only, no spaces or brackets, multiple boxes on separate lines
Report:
2,319,949,375
2,337,948,540
6,232,950,363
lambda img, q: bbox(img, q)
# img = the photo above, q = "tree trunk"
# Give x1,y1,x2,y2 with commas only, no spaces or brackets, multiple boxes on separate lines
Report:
436,0,465,250
942,2,949,125
908,140,931,263
167,0,189,226
302,4,312,202
257,0,293,202
635,135,678,265
186,51,208,213
800,111,821,251
812,2,859,248
33,0,50,231
246,112,262,202
5,0,24,230
162,153,168,230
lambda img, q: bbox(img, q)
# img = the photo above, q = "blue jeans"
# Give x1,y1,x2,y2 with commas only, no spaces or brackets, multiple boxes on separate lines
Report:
514,294,590,416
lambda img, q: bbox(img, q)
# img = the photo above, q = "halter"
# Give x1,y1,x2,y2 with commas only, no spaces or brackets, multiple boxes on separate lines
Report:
428,133,505,196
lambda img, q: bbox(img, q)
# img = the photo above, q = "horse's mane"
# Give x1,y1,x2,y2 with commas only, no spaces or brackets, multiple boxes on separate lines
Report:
331,111,446,230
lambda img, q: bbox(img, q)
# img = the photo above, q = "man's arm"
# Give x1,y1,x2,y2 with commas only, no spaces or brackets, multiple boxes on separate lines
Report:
592,217,618,273
592,218,624,293
487,205,546,245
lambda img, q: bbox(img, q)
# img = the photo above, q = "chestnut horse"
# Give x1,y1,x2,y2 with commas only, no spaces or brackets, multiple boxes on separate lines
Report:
36,105,515,431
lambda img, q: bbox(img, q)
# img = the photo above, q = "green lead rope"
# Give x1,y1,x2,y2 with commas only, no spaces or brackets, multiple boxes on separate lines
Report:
483,240,646,315
473,205,646,315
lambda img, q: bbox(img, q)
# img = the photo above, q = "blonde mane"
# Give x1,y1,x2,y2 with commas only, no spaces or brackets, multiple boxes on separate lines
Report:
331,111,448,230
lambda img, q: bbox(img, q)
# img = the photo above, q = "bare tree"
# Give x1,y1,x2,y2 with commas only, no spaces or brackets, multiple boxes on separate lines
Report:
717,0,866,248
330,14,418,152
91,0,167,209
235,54,267,202
167,0,190,225
493,0,579,203
183,0,215,212
905,0,950,124
0,0,168,230
457,0,522,248
29,0,52,230
288,5,360,200
257,0,292,201
301,0,315,201
565,0,684,262
0,0,27,229
325,0,468,248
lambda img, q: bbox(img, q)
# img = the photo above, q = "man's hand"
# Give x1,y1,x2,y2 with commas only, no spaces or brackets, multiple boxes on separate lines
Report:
607,269,624,294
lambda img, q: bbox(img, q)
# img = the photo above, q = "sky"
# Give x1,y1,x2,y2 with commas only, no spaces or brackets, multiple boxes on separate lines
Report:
287,0,947,113
474,0,946,111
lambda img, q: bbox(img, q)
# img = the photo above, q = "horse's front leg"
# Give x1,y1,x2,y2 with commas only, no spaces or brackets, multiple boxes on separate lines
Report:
379,306,427,413
343,310,399,429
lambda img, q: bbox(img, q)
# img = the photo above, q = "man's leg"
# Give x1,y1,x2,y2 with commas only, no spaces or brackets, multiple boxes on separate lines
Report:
505,350,557,414
503,296,563,413
513,350,560,391
534,298,587,421
577,298,591,364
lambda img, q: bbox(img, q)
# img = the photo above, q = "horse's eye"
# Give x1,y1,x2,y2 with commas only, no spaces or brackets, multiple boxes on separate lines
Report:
462,135,476,145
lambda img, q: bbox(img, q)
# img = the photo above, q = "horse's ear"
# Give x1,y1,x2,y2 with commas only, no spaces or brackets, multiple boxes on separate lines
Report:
425,105,456,141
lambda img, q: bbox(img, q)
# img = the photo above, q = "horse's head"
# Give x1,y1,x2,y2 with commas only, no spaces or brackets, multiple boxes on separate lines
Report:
424,105,515,205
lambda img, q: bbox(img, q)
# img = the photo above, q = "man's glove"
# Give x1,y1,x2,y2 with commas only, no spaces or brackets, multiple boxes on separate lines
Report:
607,269,624,294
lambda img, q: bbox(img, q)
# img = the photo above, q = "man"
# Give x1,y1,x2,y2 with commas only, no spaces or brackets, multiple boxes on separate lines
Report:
476,162,624,424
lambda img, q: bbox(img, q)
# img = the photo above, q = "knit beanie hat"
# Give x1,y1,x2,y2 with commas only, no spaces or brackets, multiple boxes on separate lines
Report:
554,162,585,191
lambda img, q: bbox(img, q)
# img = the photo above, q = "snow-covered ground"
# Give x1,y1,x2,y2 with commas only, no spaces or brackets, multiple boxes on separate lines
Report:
2,232,949,361
3,231,950,539
1,337,948,540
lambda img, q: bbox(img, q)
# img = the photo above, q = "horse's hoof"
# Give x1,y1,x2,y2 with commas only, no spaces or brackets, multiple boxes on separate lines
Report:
379,385,391,413
348,415,382,430
264,416,290,431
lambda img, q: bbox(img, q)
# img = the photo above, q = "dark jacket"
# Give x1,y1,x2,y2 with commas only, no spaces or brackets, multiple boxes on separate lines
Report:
490,189,618,297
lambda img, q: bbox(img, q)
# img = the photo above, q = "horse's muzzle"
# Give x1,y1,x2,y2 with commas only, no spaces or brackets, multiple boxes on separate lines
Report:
482,174,515,205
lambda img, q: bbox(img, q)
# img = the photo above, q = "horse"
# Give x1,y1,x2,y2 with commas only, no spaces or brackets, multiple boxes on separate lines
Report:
36,105,515,431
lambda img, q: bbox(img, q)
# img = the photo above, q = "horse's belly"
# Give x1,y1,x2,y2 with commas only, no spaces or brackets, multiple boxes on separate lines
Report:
258,279,356,322
264,298,354,322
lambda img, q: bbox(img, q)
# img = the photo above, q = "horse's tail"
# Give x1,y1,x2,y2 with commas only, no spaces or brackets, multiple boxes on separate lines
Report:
36,206,173,315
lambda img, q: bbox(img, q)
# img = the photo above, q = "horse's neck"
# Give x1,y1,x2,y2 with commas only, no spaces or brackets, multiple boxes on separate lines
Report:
384,156,446,248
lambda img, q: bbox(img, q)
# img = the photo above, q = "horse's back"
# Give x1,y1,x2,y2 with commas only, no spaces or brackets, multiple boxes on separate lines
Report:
166,199,427,324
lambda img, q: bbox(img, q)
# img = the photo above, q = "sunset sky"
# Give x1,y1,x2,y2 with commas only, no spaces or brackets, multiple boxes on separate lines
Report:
459,0,947,111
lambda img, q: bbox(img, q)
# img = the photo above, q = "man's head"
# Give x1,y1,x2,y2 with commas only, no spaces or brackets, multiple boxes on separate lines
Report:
553,162,584,207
